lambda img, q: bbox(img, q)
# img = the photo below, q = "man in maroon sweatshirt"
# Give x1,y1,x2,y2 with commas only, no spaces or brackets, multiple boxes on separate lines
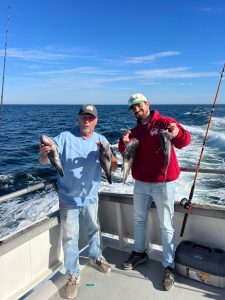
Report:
118,93,191,291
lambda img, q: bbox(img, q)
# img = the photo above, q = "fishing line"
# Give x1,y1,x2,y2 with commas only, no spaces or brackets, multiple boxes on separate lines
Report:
0,6,10,122
180,63,225,237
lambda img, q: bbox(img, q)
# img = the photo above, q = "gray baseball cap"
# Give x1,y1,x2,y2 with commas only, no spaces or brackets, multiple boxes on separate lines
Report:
78,104,98,118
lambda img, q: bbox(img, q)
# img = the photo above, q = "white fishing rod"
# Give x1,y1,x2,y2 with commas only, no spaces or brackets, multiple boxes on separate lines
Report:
0,6,10,122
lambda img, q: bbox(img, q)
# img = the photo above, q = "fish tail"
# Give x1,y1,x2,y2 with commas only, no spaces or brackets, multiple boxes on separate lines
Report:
106,173,112,184
164,167,168,182
59,168,64,177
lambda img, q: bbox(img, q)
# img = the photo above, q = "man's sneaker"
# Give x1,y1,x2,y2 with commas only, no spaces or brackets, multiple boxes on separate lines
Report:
91,256,112,273
162,267,175,291
122,251,148,271
64,275,80,299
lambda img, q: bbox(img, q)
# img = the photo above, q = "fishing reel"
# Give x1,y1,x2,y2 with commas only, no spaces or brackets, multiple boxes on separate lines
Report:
180,198,192,211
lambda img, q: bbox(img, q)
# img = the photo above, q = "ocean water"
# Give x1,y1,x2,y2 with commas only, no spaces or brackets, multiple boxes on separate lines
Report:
0,104,225,239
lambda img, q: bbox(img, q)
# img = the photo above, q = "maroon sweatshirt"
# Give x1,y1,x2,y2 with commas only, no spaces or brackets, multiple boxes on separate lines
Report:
118,110,191,182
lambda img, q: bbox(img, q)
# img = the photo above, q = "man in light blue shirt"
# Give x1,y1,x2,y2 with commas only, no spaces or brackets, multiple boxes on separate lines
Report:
40,104,117,299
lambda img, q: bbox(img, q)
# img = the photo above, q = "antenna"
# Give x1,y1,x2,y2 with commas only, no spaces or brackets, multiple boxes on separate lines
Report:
0,6,10,122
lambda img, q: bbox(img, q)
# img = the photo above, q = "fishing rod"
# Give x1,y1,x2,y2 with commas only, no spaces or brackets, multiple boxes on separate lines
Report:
180,63,225,237
0,6,10,122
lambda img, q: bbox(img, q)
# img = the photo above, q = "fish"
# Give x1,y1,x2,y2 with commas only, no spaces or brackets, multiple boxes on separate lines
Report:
159,130,173,181
40,135,64,177
122,138,139,184
97,141,112,184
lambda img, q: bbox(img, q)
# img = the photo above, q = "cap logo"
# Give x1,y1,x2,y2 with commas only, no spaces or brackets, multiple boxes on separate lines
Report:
86,105,94,111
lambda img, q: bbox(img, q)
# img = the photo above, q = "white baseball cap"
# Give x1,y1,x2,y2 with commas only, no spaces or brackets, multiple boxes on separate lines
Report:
128,93,148,109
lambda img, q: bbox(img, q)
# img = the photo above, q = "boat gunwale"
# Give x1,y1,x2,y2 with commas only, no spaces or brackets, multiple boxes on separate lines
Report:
1,192,224,255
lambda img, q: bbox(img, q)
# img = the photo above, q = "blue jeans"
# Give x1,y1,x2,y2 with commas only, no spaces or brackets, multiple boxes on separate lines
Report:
60,201,102,276
133,180,177,268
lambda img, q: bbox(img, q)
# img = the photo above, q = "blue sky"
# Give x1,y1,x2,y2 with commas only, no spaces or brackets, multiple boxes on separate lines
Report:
0,0,224,105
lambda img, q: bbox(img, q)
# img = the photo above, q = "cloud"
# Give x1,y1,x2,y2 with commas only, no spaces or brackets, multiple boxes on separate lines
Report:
0,47,181,69
3,46,221,92
125,51,180,64
20,66,220,89
0,47,98,62
4,48,69,61
201,7,225,14
135,67,218,79
35,67,122,76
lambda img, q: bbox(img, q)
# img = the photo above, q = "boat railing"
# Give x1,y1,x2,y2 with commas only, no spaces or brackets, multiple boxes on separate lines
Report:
0,179,57,204
0,166,225,204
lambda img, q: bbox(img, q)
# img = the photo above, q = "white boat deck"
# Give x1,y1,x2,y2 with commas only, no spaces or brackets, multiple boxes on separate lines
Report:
1,191,225,300
24,242,225,300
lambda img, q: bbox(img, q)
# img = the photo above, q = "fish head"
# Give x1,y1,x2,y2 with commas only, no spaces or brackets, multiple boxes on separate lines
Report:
130,138,139,146
40,134,48,144
123,138,139,160
40,135,54,147
126,138,139,153
97,141,109,152
159,129,173,141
